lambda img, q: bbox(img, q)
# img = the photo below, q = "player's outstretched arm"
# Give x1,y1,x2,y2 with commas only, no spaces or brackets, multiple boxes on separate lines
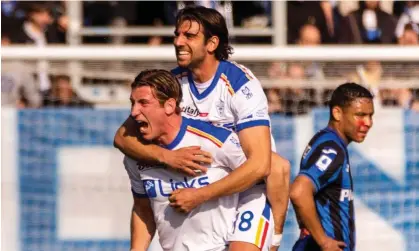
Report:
114,116,211,176
131,196,156,251
290,176,346,251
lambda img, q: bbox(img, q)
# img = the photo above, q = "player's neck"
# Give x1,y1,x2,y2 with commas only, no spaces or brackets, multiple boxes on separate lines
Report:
191,58,220,84
157,115,183,146
328,122,350,145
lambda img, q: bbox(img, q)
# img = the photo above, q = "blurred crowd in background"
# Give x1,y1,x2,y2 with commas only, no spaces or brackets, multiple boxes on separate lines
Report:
2,1,419,115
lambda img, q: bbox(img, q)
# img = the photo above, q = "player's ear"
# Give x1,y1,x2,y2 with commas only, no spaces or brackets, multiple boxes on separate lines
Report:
207,36,219,54
164,98,177,115
332,106,343,121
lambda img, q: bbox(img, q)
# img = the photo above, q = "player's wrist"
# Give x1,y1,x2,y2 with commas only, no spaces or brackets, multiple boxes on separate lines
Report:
159,148,172,166
271,233,283,247
196,187,212,202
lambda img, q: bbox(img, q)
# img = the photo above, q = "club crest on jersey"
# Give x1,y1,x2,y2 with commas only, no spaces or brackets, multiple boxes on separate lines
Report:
241,86,253,99
216,101,225,117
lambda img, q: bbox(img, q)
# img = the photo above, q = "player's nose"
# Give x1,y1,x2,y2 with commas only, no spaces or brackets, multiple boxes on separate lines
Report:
130,104,142,118
364,116,373,128
174,35,185,47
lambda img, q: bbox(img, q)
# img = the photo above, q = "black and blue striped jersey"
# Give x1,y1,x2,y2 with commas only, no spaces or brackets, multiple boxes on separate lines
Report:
295,127,355,251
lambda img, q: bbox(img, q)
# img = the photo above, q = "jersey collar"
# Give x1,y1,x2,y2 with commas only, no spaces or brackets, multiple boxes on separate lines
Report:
325,126,348,147
164,117,189,150
188,60,227,100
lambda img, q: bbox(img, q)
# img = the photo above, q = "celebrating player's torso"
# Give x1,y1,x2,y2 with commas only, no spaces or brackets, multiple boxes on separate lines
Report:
172,60,275,250
124,117,247,251
172,60,271,133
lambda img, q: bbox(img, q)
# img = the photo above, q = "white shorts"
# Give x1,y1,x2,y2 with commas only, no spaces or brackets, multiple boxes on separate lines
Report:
228,184,274,251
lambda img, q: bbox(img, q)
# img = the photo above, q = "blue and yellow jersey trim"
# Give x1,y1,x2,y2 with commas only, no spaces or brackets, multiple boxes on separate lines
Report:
220,61,253,93
164,117,232,150
186,118,231,148
220,73,235,96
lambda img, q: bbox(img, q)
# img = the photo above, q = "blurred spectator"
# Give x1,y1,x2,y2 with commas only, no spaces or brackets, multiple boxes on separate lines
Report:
338,0,397,44
43,75,92,108
265,88,282,114
297,24,325,79
298,23,322,45
287,1,334,44
395,1,419,39
1,33,42,108
10,1,63,44
338,0,394,16
281,63,318,116
398,23,419,45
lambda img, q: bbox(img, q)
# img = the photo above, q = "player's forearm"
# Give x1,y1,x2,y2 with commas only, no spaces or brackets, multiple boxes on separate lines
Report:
290,187,327,246
131,205,156,251
266,162,289,234
114,120,168,164
199,157,266,201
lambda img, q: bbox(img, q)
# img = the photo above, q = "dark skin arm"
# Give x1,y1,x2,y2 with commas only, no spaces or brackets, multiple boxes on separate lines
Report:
290,176,347,251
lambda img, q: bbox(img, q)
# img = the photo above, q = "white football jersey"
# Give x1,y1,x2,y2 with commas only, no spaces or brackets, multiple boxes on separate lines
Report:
172,60,271,133
124,117,247,251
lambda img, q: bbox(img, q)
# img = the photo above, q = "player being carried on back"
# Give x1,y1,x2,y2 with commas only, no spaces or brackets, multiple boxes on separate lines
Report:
114,6,291,251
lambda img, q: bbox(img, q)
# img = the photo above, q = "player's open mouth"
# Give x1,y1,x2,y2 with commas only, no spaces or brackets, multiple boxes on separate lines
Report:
176,50,190,59
137,121,148,132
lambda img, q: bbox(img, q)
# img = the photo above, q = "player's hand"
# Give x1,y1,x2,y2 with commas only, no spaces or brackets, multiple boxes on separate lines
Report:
168,188,205,213
319,236,346,251
162,146,212,176
269,245,279,251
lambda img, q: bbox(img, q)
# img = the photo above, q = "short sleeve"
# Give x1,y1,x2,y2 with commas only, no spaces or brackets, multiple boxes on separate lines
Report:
298,141,345,193
215,133,247,170
230,78,271,132
123,156,148,198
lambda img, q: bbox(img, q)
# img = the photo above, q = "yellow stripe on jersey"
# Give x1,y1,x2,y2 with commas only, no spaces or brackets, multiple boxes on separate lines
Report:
186,126,223,148
254,216,270,248
255,217,265,246
220,73,235,96
232,61,253,80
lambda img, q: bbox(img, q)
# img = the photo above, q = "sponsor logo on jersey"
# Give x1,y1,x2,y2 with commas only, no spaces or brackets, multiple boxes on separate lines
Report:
144,176,210,198
229,136,241,148
256,108,267,118
137,162,154,171
302,145,312,159
340,189,354,201
182,106,200,117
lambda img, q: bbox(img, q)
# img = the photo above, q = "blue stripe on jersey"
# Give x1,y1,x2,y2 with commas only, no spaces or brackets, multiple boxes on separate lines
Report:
262,200,271,220
187,61,228,100
171,66,187,76
186,117,232,143
131,188,149,198
236,119,270,132
224,61,252,92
